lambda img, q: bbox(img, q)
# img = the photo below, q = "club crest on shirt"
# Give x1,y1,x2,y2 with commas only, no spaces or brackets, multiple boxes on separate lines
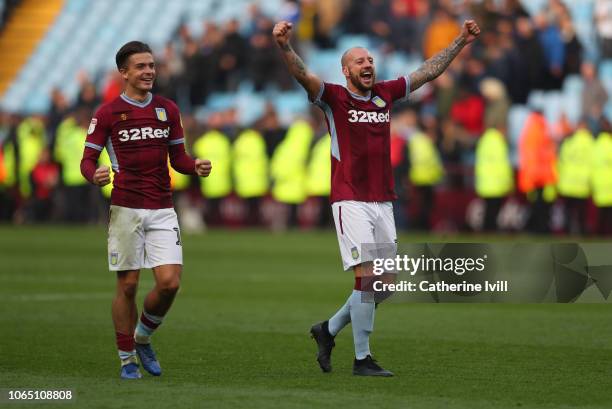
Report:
87,118,97,135
372,96,386,108
351,247,359,260
155,107,168,122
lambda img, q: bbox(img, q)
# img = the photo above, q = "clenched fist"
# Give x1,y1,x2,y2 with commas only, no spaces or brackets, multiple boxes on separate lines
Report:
93,165,111,186
272,21,293,47
460,20,481,44
195,159,212,177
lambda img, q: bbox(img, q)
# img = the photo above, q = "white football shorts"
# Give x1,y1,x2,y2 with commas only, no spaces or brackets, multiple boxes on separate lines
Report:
107,205,183,271
331,201,397,271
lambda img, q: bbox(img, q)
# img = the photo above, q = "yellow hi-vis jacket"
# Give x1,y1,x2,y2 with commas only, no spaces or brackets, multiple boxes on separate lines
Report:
306,134,331,197
475,128,514,198
271,120,313,204
233,129,269,198
0,149,5,184
592,132,612,207
98,149,114,199
408,132,443,186
170,164,191,191
54,118,88,187
1,142,15,188
557,128,594,199
192,130,231,198
17,117,46,197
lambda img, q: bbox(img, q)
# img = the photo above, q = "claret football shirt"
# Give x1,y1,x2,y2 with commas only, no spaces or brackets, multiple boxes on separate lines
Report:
313,77,410,203
83,93,191,209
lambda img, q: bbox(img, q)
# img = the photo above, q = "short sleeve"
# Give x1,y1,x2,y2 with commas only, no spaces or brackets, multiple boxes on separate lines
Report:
84,107,110,151
311,82,341,108
380,76,410,102
166,101,185,146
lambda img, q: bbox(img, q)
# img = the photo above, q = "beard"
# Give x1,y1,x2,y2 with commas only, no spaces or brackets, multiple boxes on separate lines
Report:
349,71,375,93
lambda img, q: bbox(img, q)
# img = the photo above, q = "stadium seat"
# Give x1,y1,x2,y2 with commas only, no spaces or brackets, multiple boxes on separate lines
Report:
1,0,194,113
273,91,309,122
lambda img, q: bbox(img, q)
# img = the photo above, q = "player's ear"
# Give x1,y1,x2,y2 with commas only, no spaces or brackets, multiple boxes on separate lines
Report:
342,65,349,78
118,67,129,80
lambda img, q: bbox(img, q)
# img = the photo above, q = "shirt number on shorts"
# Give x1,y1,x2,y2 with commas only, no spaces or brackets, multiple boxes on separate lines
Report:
173,227,182,246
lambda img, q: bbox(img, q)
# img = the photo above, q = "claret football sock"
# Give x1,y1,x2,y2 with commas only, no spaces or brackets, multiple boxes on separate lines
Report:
134,310,164,344
328,297,351,336
349,290,375,360
116,331,137,365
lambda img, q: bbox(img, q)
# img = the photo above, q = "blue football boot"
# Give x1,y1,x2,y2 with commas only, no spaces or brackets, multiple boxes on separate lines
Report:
135,343,162,376
120,362,143,379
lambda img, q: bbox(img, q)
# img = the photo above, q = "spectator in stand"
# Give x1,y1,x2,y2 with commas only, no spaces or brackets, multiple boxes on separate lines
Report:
480,77,510,130
484,19,514,88
434,71,457,120
28,147,59,222
592,118,612,235
364,0,393,45
518,109,558,234
182,36,209,107
74,73,100,112
423,7,461,59
153,42,185,106
388,0,418,53
154,61,177,102
595,0,612,59
559,10,583,76
215,19,248,91
511,16,546,103
411,0,432,52
449,84,485,140
47,88,70,150
256,103,285,158
248,22,280,91
101,71,123,103
581,61,609,135
0,112,19,221
534,12,565,90
389,108,414,230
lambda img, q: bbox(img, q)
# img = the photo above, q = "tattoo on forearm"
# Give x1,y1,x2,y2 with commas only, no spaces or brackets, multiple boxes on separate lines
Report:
410,37,466,91
280,42,308,81
276,39,320,97
291,54,307,78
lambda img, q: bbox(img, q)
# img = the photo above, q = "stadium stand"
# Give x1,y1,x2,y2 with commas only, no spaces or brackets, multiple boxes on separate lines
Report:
0,0,611,235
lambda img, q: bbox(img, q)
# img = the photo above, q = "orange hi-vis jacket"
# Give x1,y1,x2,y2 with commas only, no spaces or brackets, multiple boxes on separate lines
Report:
518,112,558,193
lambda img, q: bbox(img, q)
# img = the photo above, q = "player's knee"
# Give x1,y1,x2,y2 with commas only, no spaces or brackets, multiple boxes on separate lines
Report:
119,281,138,299
158,278,180,297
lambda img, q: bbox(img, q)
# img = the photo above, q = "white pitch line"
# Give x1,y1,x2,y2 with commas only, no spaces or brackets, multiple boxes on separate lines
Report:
0,292,112,302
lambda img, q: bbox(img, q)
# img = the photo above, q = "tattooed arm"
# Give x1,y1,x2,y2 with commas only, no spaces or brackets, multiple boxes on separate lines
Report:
273,21,322,100
409,20,481,92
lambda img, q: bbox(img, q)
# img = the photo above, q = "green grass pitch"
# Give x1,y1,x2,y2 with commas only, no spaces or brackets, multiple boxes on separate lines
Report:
0,226,610,408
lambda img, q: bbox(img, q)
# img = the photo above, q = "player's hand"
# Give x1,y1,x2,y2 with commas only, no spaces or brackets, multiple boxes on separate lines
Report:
93,165,110,186
195,159,212,177
460,20,481,44
273,21,293,48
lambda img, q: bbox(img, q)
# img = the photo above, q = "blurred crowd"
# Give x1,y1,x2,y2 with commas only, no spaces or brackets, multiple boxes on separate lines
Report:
0,0,19,29
1,0,612,235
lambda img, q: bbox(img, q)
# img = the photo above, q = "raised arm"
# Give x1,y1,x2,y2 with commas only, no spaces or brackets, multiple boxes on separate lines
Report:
273,21,322,101
409,20,481,92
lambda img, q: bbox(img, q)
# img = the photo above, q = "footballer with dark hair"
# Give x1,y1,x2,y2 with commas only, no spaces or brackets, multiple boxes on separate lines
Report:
81,41,212,379
273,20,480,376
